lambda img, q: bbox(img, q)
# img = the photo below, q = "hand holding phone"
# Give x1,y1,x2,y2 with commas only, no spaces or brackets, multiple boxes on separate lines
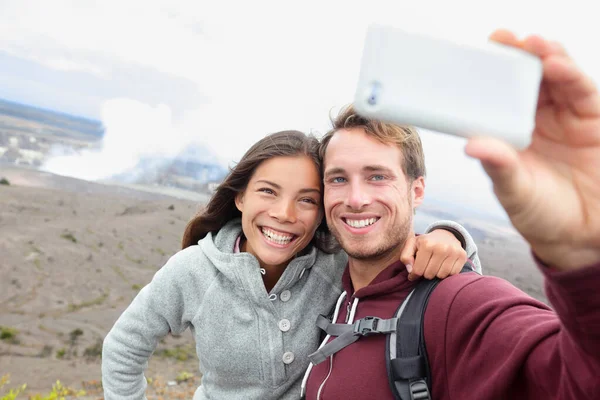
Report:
354,24,543,149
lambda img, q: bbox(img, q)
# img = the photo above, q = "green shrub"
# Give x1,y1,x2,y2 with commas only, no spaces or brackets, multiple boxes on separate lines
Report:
56,348,66,359
29,380,86,399
155,345,194,361
0,327,18,344
83,339,103,360
60,232,77,243
1,375,26,400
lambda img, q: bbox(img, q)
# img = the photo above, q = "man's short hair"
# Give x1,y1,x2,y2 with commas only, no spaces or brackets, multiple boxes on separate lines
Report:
319,104,426,181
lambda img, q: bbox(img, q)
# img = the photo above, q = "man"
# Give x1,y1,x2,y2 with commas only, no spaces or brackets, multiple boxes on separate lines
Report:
303,30,600,399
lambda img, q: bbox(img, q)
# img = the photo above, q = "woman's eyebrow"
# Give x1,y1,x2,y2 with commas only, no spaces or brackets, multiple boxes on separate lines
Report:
299,188,321,195
254,179,280,188
255,180,320,195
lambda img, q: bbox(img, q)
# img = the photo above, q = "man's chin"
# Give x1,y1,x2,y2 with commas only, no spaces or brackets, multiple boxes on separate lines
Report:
341,242,393,261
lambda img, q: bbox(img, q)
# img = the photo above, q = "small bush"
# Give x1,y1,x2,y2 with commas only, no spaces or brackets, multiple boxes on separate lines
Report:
176,371,194,383
69,329,83,344
60,232,77,243
0,178,10,186
155,345,194,361
56,348,66,359
0,327,19,344
83,339,103,360
29,380,86,399
0,374,26,400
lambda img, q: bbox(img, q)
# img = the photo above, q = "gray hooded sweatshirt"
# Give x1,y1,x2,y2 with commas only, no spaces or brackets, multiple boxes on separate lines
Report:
102,219,480,400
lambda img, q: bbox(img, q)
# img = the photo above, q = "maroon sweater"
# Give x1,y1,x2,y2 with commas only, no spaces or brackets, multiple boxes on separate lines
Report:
304,259,600,399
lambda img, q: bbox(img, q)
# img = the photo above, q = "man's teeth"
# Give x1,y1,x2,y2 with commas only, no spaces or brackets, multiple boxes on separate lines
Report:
345,218,378,228
262,228,294,244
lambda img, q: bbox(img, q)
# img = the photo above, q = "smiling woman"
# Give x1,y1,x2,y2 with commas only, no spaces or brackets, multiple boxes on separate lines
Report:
101,129,481,400
235,155,323,290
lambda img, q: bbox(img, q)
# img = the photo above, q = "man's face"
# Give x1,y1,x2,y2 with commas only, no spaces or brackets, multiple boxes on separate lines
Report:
323,128,424,261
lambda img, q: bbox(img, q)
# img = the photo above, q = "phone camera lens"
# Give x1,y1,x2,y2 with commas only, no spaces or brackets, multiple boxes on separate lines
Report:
367,81,381,106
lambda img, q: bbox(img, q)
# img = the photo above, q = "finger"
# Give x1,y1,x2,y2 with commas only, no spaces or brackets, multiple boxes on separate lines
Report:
542,56,600,118
549,40,569,57
465,136,531,214
449,257,465,276
400,236,417,272
489,29,521,48
408,246,432,281
435,255,457,279
465,135,520,171
518,35,600,118
439,247,467,278
521,35,566,59
421,252,446,280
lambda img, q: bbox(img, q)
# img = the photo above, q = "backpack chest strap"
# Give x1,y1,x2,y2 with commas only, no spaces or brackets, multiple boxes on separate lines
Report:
308,314,398,365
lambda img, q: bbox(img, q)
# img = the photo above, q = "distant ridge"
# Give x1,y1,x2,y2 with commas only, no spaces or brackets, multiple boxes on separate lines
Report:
0,97,105,138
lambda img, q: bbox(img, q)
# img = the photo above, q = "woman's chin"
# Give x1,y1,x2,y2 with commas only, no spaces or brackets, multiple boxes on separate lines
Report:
258,253,294,269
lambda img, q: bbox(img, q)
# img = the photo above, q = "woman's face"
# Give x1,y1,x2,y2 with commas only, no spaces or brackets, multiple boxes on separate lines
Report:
235,155,323,270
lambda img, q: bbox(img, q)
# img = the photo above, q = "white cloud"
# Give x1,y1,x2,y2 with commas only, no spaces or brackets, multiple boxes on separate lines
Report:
4,0,600,216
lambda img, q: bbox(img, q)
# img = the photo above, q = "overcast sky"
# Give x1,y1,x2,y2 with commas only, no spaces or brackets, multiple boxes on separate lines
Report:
1,0,598,219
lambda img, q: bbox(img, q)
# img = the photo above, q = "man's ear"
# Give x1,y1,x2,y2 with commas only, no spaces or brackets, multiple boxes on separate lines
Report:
411,176,425,208
234,192,244,212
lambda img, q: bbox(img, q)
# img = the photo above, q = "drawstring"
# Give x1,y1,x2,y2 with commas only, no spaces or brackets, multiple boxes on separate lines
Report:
300,293,360,398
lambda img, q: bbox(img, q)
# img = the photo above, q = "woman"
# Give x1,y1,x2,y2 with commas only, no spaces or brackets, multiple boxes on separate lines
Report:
102,130,480,399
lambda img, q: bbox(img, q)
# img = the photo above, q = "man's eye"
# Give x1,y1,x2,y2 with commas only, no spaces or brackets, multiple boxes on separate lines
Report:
370,175,385,181
331,177,346,183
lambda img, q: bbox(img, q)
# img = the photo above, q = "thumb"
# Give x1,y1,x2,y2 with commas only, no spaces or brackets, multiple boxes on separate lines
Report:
400,236,417,272
465,136,529,212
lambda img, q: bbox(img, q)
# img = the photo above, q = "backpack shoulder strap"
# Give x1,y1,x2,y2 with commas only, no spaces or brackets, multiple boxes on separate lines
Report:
387,264,474,400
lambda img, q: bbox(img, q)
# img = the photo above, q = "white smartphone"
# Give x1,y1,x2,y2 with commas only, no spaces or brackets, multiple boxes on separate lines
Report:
353,24,543,149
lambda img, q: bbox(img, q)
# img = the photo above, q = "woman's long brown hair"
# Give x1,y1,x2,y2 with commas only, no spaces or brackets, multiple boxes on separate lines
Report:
181,130,338,253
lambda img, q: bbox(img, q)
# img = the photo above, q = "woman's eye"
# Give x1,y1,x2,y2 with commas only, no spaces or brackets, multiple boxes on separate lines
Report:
259,188,275,195
301,198,318,205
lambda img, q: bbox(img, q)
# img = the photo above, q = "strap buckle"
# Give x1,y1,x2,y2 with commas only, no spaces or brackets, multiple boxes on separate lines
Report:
409,379,431,400
353,316,381,336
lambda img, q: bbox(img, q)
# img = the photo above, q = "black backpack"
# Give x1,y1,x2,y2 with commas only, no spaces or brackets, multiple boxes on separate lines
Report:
308,264,474,400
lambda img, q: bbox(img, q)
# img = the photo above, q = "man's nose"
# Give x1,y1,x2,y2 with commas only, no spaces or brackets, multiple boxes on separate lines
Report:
344,181,371,210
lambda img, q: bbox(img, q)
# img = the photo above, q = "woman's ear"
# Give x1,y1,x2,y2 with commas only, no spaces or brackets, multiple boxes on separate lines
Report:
234,192,244,212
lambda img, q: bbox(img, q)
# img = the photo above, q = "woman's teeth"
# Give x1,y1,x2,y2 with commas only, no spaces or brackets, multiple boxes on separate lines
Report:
345,217,378,228
261,227,294,245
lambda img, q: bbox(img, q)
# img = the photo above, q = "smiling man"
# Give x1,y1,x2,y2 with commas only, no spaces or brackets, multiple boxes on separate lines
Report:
303,30,600,400
321,119,425,291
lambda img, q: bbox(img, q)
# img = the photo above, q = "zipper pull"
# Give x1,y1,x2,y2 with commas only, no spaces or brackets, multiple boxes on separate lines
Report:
344,299,352,323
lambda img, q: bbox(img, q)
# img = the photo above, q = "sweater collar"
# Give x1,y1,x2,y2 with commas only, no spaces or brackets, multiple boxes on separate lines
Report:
341,260,415,299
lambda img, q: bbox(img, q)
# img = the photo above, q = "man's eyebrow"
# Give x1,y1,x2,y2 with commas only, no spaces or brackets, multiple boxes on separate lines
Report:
323,167,345,178
363,165,394,174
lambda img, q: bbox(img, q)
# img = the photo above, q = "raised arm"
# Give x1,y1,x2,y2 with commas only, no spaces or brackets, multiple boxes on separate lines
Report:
426,259,600,399
400,220,482,281
465,30,600,271
435,29,600,399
